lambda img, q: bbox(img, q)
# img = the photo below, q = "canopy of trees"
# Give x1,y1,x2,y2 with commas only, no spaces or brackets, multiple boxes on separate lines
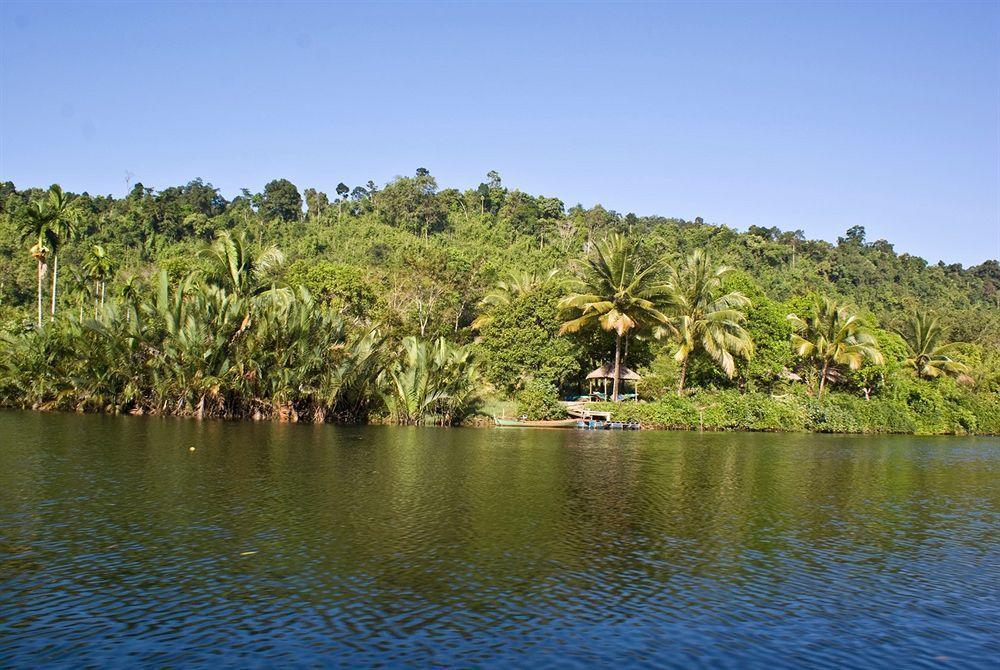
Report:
0,171,997,432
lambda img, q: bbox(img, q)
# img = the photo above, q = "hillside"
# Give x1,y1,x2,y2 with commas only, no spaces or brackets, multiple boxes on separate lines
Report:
1,171,998,431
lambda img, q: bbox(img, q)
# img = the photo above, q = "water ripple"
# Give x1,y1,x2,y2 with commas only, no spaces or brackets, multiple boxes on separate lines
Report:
0,414,997,668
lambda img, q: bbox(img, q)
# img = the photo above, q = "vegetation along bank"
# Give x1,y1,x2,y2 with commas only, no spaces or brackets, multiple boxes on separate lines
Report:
0,172,997,434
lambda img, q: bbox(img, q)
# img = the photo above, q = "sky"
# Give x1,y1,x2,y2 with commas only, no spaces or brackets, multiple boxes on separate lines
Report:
1,1,998,266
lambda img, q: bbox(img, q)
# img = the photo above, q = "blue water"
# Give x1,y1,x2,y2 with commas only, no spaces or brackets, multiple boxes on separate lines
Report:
1,412,997,668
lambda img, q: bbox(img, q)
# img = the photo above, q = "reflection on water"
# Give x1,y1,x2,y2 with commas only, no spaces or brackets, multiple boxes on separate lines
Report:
0,412,997,667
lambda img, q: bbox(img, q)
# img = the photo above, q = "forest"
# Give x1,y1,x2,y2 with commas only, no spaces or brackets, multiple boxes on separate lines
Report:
1,170,998,434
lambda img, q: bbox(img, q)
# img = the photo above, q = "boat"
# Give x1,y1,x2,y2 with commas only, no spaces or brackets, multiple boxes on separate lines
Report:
494,417,581,428
578,419,642,430
493,416,642,430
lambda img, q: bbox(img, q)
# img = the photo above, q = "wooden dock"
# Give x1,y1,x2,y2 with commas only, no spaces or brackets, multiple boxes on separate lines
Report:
561,401,612,422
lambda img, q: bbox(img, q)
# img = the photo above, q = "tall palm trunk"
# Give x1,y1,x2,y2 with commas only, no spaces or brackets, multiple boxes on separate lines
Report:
677,355,689,396
818,361,829,398
612,333,622,402
50,254,58,318
36,260,45,328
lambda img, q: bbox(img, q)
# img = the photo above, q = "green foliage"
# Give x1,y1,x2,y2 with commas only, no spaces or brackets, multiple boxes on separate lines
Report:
662,250,754,392
725,271,793,391
899,310,970,379
636,350,681,400
515,380,568,420
283,259,378,319
788,296,883,396
600,385,997,435
260,179,302,222
0,174,996,432
380,336,484,425
477,282,581,394
559,233,671,398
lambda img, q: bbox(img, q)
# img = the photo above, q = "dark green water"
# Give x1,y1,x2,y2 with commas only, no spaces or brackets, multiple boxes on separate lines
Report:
1,411,997,668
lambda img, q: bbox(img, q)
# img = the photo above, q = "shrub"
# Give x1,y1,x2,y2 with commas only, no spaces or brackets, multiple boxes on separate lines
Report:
515,380,568,420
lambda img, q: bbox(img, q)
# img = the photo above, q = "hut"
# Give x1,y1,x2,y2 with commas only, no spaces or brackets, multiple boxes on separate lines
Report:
586,363,641,401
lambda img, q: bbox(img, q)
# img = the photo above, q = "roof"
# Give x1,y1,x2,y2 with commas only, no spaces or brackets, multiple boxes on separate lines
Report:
586,363,641,381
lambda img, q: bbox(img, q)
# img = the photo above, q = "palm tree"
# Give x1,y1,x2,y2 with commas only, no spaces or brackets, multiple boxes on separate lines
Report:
82,245,113,317
788,297,883,397
380,336,483,425
18,200,55,328
661,250,754,394
203,231,285,298
899,311,969,379
558,233,670,401
43,185,77,319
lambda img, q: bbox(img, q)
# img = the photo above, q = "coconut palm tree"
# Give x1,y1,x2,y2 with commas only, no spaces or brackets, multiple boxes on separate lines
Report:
661,250,754,394
558,233,670,401
18,200,55,328
43,185,78,319
787,297,883,397
899,311,969,379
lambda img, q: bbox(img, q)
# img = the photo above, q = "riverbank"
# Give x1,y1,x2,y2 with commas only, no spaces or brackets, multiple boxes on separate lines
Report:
4,388,999,436
588,389,1000,435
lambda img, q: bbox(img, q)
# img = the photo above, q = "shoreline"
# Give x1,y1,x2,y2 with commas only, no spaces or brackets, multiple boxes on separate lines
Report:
5,406,996,437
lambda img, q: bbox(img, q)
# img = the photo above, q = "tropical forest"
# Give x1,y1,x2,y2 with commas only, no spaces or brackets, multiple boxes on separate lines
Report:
1,171,998,434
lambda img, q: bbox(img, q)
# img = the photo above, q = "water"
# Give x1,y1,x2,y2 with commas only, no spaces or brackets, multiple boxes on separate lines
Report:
1,412,997,668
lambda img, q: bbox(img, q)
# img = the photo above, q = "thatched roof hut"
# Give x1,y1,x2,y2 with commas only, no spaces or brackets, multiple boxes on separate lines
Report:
585,363,641,401
586,363,641,381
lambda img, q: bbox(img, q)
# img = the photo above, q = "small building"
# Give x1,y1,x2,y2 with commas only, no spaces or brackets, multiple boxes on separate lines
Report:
586,363,641,401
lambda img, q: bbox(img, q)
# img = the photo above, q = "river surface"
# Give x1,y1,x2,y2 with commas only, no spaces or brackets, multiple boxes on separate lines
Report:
0,412,997,668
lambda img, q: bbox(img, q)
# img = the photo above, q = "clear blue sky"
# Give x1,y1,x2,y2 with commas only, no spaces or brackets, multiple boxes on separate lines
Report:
1,1,997,265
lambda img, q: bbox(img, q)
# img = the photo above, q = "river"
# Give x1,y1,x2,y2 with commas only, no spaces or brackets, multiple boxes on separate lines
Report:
1,412,997,667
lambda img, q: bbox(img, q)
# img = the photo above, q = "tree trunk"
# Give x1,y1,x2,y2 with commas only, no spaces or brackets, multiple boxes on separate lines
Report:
819,361,829,398
612,333,622,402
50,254,58,318
36,260,44,328
677,355,689,396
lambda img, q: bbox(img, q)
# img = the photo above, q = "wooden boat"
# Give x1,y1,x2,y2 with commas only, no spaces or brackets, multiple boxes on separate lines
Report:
494,417,581,428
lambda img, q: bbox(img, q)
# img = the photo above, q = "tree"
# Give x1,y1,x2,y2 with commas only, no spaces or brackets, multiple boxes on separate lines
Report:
82,244,113,316
471,268,559,330
839,225,867,247
335,182,350,220
378,171,447,240
380,336,483,425
788,297,883,397
661,250,754,394
476,280,580,394
203,231,285,298
260,179,302,222
18,199,54,327
43,185,78,319
283,259,378,319
304,188,329,219
559,233,670,401
899,311,969,379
